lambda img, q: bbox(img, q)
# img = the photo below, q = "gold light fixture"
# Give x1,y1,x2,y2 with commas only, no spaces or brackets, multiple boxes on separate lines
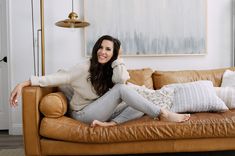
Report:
38,0,90,76
55,0,90,28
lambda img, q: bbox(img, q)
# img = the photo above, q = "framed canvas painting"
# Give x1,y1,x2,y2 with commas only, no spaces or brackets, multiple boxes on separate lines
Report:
84,0,207,56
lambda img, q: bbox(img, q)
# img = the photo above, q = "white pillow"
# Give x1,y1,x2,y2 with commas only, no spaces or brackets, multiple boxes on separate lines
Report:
165,81,228,113
214,87,235,109
127,82,174,110
221,70,235,87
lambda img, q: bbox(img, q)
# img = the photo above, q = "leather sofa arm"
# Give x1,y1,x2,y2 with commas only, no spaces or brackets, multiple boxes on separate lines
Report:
22,86,57,156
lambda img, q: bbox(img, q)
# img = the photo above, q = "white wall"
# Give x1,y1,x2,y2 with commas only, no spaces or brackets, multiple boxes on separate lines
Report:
8,0,233,134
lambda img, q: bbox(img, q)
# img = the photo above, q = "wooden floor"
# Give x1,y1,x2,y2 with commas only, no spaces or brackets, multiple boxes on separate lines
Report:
0,130,23,149
1,130,235,156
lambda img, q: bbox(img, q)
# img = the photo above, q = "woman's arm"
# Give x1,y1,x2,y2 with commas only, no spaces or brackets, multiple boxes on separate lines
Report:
9,61,86,107
111,49,130,84
10,69,72,107
30,69,71,87
10,80,31,107
10,71,70,107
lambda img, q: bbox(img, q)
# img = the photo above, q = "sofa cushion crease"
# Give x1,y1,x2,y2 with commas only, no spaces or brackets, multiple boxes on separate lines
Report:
39,110,235,143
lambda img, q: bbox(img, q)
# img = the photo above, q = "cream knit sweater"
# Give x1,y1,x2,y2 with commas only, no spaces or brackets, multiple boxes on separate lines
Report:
30,59,130,111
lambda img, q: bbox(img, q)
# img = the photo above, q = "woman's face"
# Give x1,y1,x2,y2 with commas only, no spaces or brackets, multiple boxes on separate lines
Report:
97,40,114,64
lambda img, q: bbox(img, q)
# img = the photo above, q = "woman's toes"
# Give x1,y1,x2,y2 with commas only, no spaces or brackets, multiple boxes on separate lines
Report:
91,120,99,127
182,114,190,122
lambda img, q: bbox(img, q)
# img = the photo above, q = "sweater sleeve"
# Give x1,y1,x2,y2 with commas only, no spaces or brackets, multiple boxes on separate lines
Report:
30,69,72,87
30,63,85,87
111,58,130,84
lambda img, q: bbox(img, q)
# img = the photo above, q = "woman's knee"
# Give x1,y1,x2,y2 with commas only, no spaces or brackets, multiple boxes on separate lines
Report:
112,84,131,97
112,84,128,91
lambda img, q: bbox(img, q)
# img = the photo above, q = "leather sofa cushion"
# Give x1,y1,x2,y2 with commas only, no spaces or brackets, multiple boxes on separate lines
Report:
40,92,67,118
128,68,154,89
40,109,235,143
153,67,235,89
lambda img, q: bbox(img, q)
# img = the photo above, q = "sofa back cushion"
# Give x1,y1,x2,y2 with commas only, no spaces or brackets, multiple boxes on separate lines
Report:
153,67,235,89
128,68,154,89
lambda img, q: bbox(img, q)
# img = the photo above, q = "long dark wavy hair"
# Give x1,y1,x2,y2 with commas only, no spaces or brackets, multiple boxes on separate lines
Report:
88,35,121,96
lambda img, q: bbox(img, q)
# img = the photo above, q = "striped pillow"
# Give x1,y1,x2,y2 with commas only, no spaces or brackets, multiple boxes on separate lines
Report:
165,81,228,113
215,87,235,109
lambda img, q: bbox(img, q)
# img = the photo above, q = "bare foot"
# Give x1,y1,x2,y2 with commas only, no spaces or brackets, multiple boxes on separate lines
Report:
159,109,190,122
91,120,117,127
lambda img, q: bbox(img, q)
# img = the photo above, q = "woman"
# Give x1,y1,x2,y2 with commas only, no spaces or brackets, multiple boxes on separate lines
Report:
10,35,190,127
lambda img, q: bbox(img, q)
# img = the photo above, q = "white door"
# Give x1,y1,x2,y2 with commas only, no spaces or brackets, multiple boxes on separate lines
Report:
0,0,9,130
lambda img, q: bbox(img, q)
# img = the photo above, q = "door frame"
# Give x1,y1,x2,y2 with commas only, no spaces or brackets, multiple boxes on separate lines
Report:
5,0,13,134
0,0,9,130
6,0,24,135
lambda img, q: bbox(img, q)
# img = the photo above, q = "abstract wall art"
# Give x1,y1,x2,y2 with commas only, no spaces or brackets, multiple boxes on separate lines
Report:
84,0,207,56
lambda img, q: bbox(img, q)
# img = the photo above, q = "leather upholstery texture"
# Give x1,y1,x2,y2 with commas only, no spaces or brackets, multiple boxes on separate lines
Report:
40,110,235,143
153,67,235,89
40,92,67,118
128,68,154,89
40,138,235,155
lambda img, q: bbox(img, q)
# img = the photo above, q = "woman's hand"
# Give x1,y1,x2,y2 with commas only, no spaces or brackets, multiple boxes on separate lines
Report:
10,80,31,107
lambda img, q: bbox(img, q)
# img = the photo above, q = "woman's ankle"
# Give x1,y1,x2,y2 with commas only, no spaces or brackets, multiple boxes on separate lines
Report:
159,108,169,118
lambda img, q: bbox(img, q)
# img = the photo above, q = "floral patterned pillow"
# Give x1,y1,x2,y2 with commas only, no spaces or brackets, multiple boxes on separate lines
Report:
127,82,174,110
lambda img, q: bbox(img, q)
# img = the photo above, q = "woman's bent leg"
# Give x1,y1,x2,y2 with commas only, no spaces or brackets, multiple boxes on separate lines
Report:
71,84,161,124
92,103,144,126
111,106,144,124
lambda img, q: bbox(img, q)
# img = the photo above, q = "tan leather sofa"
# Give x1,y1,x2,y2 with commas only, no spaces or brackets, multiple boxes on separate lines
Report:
22,67,235,156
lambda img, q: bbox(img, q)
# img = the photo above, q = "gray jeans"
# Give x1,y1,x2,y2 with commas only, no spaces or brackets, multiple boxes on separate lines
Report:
71,84,161,124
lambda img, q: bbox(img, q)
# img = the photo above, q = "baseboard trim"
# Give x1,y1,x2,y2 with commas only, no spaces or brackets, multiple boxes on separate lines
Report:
9,124,22,135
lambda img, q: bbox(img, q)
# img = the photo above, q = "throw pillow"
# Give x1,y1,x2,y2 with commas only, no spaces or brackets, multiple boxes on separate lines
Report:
214,87,235,109
221,70,235,87
164,81,228,113
127,82,174,110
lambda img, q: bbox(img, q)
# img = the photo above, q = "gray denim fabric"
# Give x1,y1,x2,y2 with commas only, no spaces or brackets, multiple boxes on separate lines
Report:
110,104,145,124
71,84,161,124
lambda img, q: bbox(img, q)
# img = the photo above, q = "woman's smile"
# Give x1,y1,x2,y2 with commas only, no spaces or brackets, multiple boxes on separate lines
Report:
97,40,114,64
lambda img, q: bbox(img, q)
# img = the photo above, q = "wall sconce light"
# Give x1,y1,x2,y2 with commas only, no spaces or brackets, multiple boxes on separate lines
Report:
55,0,90,28
31,0,90,76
